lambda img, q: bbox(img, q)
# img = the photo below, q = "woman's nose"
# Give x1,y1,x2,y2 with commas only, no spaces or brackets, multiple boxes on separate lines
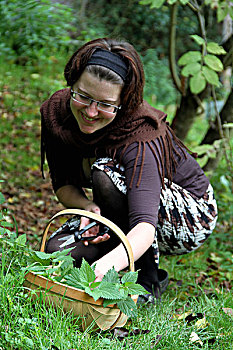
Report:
85,102,99,117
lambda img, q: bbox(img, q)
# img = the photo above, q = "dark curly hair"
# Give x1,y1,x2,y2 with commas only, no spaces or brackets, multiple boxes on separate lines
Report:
64,38,145,114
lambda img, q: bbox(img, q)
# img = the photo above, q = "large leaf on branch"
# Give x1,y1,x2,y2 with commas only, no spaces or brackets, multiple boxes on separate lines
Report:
181,62,201,77
178,51,201,66
202,66,220,87
190,71,206,94
139,0,166,9
207,42,226,55
204,55,223,72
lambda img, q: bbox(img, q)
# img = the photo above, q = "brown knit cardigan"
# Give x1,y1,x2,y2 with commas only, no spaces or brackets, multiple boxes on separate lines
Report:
41,88,189,189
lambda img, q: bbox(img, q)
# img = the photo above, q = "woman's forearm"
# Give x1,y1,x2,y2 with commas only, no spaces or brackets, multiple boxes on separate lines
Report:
94,222,155,279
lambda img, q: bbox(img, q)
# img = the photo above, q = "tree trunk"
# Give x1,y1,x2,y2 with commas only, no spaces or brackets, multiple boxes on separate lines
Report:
171,93,199,141
202,89,233,172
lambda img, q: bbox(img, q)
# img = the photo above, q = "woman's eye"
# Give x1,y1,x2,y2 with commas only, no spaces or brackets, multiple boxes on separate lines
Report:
99,103,113,110
79,95,90,102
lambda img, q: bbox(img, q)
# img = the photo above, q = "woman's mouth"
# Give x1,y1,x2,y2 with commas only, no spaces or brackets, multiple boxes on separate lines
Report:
81,112,99,124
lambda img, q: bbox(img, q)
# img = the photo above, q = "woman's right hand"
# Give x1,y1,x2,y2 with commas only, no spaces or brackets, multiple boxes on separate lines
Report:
80,202,110,246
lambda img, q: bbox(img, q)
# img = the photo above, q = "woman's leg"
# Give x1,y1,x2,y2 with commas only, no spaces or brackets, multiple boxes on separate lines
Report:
92,165,160,296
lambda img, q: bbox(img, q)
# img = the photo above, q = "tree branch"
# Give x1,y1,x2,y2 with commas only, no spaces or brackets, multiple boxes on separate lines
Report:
169,3,182,94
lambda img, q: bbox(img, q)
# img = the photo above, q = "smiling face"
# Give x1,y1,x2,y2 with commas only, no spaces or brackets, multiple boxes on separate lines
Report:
70,70,123,134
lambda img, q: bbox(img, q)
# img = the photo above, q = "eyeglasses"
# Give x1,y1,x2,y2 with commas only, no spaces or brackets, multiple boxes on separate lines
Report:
70,89,121,115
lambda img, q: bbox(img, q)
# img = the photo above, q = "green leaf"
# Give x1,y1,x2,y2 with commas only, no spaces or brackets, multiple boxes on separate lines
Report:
202,66,220,86
0,192,5,204
196,155,209,168
178,51,202,66
217,5,228,22
139,0,166,8
207,42,226,55
78,258,96,283
192,144,214,156
64,273,87,290
124,282,149,295
168,0,177,5
117,297,137,317
15,234,27,246
102,267,120,283
84,286,102,301
190,35,205,46
204,54,223,72
103,299,121,307
190,71,206,94
96,282,121,299
0,221,14,228
121,271,138,284
181,62,201,77
180,0,190,4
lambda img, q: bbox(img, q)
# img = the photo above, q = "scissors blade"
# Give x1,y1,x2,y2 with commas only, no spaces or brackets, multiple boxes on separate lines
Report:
58,235,75,248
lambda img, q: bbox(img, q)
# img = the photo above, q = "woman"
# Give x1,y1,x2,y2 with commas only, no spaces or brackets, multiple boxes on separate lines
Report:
40,38,218,301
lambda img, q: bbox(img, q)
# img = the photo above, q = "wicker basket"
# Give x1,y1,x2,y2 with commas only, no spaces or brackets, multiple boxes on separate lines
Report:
24,209,137,331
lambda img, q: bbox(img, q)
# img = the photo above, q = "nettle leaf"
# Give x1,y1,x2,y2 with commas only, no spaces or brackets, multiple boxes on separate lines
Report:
78,258,95,283
103,299,121,307
121,271,138,284
64,273,87,290
202,66,220,87
178,51,201,66
124,282,149,296
204,54,223,72
96,282,121,299
181,62,201,77
190,71,206,94
190,35,205,46
85,286,102,301
207,42,226,55
29,251,52,265
117,296,137,317
102,267,120,283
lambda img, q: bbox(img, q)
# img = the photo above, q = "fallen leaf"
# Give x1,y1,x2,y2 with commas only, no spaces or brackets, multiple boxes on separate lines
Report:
190,331,203,346
222,308,233,317
112,327,150,340
194,317,209,330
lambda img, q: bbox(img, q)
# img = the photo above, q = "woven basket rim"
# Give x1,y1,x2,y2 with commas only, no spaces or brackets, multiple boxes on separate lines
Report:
24,271,138,307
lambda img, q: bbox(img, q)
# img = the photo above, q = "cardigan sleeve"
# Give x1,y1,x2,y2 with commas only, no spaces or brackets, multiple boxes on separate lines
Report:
121,142,162,230
41,115,86,193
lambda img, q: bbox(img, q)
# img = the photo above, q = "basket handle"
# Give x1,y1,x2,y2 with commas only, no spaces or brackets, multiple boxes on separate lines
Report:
40,209,134,272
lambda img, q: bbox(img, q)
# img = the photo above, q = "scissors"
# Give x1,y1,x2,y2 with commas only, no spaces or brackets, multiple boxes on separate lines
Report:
57,218,109,248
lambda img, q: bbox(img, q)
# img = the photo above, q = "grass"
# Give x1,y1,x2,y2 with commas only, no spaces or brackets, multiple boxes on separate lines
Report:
0,56,232,349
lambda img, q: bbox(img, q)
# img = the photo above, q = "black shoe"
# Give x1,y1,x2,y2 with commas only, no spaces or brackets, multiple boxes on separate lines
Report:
137,269,169,305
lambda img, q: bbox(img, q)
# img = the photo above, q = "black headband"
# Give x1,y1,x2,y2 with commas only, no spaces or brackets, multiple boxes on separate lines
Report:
86,48,128,81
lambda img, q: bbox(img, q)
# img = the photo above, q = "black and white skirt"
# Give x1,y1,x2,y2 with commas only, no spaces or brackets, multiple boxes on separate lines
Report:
92,157,218,265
